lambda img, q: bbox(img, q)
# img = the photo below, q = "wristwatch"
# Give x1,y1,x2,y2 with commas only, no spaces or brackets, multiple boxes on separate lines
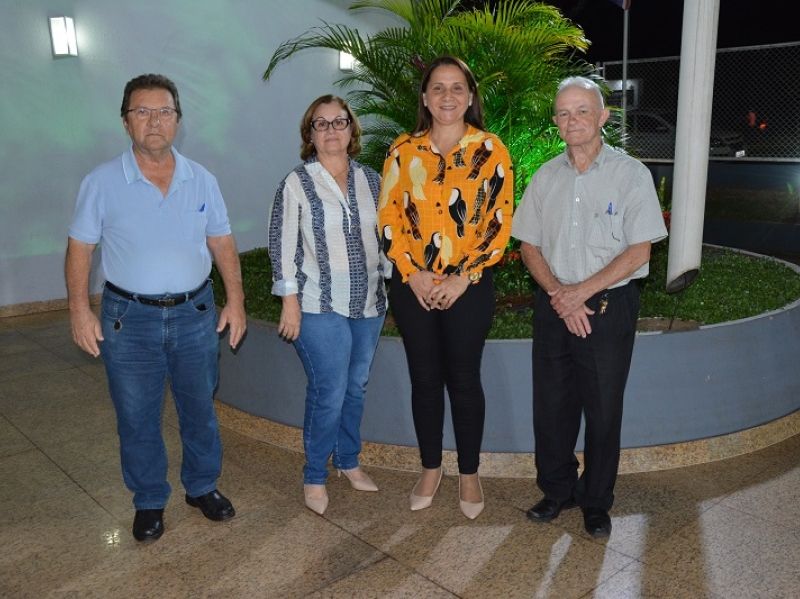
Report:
467,270,482,284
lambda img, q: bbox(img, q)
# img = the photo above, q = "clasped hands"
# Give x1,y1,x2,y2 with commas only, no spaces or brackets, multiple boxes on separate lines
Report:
408,271,470,311
549,284,595,338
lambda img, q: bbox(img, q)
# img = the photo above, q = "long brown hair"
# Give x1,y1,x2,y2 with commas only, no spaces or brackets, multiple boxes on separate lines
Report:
412,56,484,135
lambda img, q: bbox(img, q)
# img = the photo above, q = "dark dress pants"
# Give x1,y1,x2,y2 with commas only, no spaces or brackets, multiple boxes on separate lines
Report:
532,282,639,511
390,269,494,474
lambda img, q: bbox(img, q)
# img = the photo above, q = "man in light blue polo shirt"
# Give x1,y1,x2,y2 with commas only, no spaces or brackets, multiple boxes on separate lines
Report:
513,77,667,538
66,74,246,542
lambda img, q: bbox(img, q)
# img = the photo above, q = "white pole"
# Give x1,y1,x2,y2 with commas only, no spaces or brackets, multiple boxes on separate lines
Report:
666,0,720,292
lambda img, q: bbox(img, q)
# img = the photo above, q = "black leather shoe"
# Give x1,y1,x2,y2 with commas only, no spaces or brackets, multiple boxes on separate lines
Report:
583,507,612,538
132,509,164,542
526,497,577,522
185,489,235,521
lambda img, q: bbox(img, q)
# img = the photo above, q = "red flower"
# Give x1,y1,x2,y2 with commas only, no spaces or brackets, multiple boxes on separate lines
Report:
499,250,521,266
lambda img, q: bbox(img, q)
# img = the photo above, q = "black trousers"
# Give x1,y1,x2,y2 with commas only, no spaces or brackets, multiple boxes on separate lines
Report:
390,269,495,474
532,281,639,511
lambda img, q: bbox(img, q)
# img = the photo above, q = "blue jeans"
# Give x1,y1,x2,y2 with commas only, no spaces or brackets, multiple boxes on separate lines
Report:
293,312,384,485
99,282,221,510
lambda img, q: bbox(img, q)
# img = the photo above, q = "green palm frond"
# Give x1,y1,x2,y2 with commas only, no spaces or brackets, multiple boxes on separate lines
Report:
349,0,417,23
350,0,461,25
263,23,371,80
263,0,599,191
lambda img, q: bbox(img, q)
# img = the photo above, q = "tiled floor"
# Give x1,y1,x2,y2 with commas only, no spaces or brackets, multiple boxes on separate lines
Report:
1,310,798,599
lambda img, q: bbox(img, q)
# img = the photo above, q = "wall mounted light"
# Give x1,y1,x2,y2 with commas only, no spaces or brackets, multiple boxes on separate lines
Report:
339,51,356,71
49,16,78,57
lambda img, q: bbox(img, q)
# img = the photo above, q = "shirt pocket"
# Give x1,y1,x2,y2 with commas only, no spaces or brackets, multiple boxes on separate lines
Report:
180,210,208,242
587,212,623,257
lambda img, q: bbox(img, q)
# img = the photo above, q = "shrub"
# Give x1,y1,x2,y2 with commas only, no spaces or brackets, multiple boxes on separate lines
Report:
213,244,800,339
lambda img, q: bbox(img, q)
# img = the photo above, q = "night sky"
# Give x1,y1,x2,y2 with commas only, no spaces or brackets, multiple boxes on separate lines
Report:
542,0,798,62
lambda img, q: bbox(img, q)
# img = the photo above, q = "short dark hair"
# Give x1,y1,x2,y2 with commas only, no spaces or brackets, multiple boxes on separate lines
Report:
413,55,485,135
299,94,362,160
120,74,182,120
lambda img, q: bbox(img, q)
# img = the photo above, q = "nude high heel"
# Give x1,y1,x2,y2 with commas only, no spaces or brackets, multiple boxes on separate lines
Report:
338,467,379,492
409,467,443,511
459,475,484,520
303,484,329,515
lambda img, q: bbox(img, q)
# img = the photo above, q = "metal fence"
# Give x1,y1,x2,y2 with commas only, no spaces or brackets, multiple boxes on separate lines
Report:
599,41,800,163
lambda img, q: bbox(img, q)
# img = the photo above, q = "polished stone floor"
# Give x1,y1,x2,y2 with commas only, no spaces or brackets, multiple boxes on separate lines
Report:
1,310,799,598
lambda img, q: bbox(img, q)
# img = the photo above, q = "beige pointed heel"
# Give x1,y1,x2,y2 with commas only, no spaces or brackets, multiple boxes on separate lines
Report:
338,467,379,492
459,474,484,520
409,467,443,511
303,484,329,515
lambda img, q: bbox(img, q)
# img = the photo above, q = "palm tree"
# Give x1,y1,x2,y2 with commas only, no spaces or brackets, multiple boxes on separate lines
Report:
263,0,592,195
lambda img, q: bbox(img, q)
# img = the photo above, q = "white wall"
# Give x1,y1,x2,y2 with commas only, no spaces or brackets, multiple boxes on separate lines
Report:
0,0,395,306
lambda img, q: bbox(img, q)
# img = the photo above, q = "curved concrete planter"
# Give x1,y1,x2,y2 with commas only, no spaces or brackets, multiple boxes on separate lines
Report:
217,251,800,453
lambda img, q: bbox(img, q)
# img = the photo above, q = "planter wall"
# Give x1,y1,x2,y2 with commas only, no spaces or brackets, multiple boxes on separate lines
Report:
218,273,800,453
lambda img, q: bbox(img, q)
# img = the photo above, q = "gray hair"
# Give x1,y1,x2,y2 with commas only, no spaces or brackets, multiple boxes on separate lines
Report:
555,76,605,110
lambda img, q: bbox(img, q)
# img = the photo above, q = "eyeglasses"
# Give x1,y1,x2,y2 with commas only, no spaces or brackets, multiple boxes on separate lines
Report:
311,117,351,131
126,107,178,122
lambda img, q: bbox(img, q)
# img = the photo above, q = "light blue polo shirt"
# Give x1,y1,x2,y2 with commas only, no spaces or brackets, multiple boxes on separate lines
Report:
69,146,231,294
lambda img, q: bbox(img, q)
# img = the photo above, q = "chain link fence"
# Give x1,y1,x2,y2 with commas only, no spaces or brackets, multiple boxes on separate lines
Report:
599,42,800,163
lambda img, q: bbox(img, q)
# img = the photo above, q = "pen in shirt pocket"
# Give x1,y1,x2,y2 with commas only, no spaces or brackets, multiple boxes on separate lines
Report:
199,203,206,213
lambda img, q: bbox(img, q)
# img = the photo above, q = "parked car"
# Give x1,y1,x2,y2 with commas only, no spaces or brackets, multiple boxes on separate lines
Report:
622,110,746,160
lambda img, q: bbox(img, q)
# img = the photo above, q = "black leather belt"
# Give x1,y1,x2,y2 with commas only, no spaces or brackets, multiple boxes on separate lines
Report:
104,280,209,307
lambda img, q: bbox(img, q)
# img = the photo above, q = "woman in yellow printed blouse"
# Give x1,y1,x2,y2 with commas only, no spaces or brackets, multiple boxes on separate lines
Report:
379,55,513,519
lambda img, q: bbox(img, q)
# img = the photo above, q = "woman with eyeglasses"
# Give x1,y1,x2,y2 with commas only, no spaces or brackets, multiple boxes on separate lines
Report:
269,95,387,515
378,56,513,519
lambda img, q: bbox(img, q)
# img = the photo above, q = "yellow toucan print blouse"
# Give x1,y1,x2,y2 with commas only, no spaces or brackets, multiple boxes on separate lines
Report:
378,125,514,282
